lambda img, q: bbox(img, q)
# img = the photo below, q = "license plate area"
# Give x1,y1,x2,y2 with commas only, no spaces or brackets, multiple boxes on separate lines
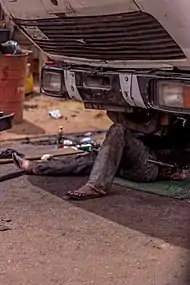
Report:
83,74,111,90
75,71,129,108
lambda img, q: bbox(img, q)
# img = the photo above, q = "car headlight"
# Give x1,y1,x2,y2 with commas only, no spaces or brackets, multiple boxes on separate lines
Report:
157,81,190,110
42,70,61,93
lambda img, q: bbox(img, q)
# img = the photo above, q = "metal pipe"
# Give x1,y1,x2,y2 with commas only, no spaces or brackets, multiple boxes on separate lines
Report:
148,159,175,168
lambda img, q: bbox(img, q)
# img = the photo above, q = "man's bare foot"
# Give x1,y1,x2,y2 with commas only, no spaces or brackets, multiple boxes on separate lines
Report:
171,168,190,180
12,153,33,173
66,184,103,200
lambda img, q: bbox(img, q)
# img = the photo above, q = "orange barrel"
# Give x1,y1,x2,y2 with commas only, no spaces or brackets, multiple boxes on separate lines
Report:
0,54,27,124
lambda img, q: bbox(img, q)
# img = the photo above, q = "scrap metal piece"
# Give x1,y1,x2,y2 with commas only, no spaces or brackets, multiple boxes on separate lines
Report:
0,113,14,132
148,159,175,168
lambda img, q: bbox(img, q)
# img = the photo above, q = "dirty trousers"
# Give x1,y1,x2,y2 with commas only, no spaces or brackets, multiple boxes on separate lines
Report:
32,124,158,194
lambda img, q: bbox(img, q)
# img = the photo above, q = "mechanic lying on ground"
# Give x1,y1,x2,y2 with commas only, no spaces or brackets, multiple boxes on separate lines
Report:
12,111,190,200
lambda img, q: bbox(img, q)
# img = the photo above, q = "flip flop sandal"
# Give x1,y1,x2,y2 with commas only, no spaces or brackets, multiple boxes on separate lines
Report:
65,191,103,200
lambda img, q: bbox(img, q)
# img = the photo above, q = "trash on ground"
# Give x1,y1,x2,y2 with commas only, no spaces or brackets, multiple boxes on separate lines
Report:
0,149,24,160
76,143,93,152
84,132,92,137
49,110,63,119
0,40,22,55
80,137,96,144
20,130,105,152
63,139,73,145
41,154,54,161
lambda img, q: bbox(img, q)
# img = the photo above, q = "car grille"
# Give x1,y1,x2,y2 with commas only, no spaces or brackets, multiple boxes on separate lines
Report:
16,11,185,61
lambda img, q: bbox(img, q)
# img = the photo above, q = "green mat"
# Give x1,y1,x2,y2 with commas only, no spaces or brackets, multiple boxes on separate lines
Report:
114,177,190,199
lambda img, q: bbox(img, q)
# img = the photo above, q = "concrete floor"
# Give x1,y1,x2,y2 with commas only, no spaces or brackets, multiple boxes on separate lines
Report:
0,146,190,285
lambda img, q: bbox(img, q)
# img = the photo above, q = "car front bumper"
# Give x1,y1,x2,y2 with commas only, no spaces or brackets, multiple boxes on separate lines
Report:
41,65,190,115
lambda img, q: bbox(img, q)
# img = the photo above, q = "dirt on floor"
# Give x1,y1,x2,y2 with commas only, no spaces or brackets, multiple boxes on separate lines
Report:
0,158,190,285
0,94,111,141
0,96,190,285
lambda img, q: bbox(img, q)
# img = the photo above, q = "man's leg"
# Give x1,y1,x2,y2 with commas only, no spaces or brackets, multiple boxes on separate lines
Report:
12,152,97,176
67,123,126,199
119,130,159,182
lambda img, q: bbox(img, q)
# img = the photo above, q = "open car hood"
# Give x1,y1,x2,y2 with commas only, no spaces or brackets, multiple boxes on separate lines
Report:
0,0,139,19
1,0,190,69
